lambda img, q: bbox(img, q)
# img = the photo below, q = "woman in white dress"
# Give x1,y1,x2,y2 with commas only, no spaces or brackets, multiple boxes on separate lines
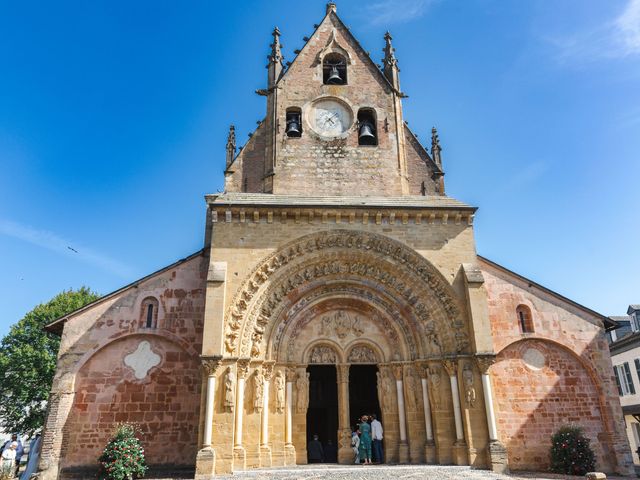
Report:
1,441,17,477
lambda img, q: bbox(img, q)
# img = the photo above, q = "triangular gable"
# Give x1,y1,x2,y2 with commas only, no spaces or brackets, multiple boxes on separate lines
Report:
226,119,266,172
45,250,205,335
276,8,397,94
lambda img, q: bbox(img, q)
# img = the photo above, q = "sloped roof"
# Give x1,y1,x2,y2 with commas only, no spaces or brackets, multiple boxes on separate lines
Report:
45,250,205,335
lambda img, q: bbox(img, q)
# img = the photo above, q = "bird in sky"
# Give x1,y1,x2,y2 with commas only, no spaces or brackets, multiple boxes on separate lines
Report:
67,246,78,253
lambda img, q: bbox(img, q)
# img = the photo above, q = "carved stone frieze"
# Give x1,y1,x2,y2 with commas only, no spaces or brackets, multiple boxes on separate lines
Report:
347,345,378,364
262,361,275,381
442,359,457,377
309,345,338,364
222,230,467,359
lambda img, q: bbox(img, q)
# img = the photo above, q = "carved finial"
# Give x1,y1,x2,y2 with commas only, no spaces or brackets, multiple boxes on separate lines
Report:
225,125,236,169
431,126,442,166
326,2,337,14
270,27,283,64
382,31,400,90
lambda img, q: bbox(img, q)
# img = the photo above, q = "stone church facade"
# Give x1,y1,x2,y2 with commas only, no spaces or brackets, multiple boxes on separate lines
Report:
38,4,632,479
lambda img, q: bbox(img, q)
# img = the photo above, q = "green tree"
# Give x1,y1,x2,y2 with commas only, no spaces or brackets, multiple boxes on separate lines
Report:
0,287,100,436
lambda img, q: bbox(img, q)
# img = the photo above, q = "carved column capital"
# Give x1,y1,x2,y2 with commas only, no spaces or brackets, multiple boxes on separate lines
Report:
237,358,251,379
337,363,350,383
474,354,496,374
201,355,223,377
442,358,458,377
416,360,430,379
286,367,297,382
391,362,404,381
262,361,275,381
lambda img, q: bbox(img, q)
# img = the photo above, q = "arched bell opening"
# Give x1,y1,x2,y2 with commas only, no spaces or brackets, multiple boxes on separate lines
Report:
323,53,347,85
357,108,378,146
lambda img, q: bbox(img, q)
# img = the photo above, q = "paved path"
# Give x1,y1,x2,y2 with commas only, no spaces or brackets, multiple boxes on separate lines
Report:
211,464,629,480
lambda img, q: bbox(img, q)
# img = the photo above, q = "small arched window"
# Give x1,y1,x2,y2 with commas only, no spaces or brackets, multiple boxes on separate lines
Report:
357,108,377,146
516,305,534,333
323,53,347,85
140,297,159,329
285,107,302,138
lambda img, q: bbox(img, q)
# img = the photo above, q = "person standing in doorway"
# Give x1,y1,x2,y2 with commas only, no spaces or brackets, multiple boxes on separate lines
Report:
307,434,324,463
371,414,384,464
358,415,372,465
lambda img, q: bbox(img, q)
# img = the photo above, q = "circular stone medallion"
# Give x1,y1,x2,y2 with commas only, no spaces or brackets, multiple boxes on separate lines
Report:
522,347,546,370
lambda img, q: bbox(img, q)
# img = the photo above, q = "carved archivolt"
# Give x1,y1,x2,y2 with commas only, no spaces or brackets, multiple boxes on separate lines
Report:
223,230,466,360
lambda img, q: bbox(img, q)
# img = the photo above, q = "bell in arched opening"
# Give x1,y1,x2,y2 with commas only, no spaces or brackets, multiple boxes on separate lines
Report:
286,111,302,137
327,65,342,84
358,120,376,145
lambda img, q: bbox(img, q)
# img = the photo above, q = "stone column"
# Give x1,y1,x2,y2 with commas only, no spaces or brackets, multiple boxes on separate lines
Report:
284,367,296,465
233,358,250,470
476,355,508,473
419,362,436,463
443,359,467,466
195,356,223,480
260,362,275,467
336,364,353,464
392,363,409,463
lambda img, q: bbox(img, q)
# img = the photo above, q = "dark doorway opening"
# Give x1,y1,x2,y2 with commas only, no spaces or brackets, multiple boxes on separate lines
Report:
306,365,338,462
349,365,381,429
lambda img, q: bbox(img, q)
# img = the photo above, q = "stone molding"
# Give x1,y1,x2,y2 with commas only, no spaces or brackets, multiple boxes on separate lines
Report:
209,206,474,227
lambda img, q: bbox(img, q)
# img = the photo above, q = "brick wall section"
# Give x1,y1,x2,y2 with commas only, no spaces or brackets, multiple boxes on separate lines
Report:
480,258,633,474
404,126,439,195
491,339,606,470
226,13,439,196
61,336,201,468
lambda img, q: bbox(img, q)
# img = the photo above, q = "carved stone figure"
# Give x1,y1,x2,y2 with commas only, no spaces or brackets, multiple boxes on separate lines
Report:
253,369,265,412
275,370,285,414
382,371,395,411
296,371,310,413
334,310,350,338
428,365,441,410
376,371,384,409
224,367,235,413
404,368,418,411
347,345,377,363
463,363,476,408
316,310,364,339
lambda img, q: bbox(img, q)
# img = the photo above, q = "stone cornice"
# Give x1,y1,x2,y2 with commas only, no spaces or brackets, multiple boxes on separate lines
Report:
208,205,474,227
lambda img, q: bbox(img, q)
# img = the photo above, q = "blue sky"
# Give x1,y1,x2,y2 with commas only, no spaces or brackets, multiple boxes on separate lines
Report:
1,0,639,337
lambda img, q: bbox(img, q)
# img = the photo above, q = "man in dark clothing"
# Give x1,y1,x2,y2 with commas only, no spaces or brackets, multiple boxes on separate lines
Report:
307,434,324,463
324,439,337,463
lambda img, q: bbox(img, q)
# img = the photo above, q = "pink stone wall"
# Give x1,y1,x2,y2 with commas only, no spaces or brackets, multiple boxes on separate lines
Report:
480,258,632,474
61,336,201,468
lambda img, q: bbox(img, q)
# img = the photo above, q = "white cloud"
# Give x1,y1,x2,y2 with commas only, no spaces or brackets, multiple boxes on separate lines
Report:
0,219,134,278
364,0,438,26
550,0,640,64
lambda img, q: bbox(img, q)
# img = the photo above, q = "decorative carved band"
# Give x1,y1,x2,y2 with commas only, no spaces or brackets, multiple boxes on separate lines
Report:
309,345,338,364
347,345,378,364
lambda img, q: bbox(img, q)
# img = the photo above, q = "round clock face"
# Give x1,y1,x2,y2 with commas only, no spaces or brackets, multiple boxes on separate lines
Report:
312,99,352,137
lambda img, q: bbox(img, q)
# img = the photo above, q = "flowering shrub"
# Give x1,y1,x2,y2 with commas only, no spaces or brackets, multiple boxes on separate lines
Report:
549,424,596,475
98,423,147,480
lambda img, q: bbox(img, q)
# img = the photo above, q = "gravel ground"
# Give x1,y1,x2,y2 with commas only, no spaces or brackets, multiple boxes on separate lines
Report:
208,464,634,480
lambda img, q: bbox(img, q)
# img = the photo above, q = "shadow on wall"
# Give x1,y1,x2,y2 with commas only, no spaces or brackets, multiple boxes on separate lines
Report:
491,336,627,474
